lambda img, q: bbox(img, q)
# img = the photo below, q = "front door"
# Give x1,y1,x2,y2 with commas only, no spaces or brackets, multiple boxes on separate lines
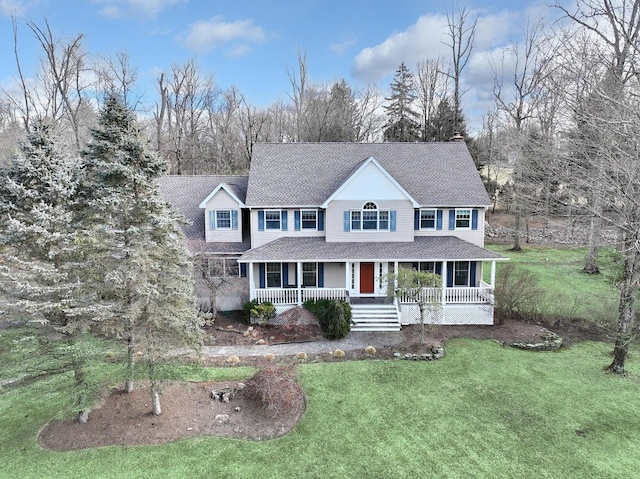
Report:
360,263,375,294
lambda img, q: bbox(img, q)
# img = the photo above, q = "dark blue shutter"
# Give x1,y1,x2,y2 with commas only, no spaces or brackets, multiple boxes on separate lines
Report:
437,210,443,230
282,263,289,286
318,210,325,231
281,211,288,231
446,262,454,288
449,210,455,230
435,262,442,276
343,211,350,232
294,211,301,231
412,262,418,271
318,262,324,287
258,210,265,231
259,263,265,288
472,210,478,230
209,210,216,230
240,263,247,278
232,210,238,230
390,211,397,231
470,262,476,287
414,210,420,230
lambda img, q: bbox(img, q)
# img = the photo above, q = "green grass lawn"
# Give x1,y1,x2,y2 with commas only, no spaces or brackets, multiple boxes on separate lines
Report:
2,330,640,478
486,244,621,326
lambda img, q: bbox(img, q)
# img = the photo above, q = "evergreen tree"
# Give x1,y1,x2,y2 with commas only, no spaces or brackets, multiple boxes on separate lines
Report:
0,123,98,422
424,97,469,142
79,95,203,414
383,63,420,142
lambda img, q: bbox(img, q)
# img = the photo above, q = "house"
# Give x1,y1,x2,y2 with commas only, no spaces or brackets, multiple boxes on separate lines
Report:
158,142,507,330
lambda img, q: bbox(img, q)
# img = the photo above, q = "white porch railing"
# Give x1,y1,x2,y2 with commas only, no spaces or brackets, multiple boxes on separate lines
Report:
254,288,347,305
399,287,493,304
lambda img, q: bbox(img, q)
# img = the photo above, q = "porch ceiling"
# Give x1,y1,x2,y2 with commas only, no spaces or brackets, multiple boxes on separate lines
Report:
238,236,507,263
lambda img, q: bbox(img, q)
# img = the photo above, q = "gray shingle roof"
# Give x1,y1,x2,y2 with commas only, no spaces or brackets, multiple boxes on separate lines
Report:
245,142,491,207
157,175,249,248
238,236,506,262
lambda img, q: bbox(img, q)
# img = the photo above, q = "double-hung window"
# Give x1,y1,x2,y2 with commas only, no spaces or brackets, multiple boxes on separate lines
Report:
418,262,436,273
216,210,231,229
455,209,471,229
266,263,282,287
301,210,317,230
454,261,469,286
302,262,317,287
420,209,436,229
265,210,281,230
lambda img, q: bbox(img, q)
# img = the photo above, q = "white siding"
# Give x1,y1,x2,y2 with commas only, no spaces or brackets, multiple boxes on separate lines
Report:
413,208,486,247
250,209,325,248
324,262,346,288
332,161,413,201
203,189,243,243
325,199,414,242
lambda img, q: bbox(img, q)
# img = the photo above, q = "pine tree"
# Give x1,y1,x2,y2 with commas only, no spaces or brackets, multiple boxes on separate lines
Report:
78,95,203,414
383,63,421,142
0,123,99,422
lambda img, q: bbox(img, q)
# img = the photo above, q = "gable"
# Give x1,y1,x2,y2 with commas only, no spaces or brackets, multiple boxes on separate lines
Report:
199,183,246,209
322,157,419,207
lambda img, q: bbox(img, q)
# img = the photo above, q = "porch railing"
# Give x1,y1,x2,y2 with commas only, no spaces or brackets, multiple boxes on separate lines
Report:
399,287,493,304
254,288,347,305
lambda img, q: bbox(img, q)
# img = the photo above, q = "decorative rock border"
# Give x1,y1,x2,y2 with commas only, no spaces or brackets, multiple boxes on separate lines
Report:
393,345,445,361
508,330,563,351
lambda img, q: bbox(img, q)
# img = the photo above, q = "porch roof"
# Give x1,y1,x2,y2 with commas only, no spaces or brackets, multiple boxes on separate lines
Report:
238,236,507,263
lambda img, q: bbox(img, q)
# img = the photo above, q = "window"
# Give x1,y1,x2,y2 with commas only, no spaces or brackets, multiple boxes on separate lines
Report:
418,262,435,273
351,202,390,231
207,258,239,277
301,210,317,230
420,209,436,229
454,261,469,286
455,209,471,229
266,263,282,287
302,262,317,287
216,210,231,229
265,210,281,230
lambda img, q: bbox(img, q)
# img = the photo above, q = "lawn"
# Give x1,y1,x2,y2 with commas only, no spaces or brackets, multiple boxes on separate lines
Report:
486,244,621,325
2,329,640,478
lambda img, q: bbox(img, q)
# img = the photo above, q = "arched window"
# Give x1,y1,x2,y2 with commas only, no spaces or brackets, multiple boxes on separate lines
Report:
350,201,389,231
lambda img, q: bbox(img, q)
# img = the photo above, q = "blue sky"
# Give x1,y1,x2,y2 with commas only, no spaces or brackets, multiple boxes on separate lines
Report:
0,0,564,131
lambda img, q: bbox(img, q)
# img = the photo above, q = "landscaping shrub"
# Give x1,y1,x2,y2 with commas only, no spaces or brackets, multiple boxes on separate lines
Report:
243,300,276,325
318,300,352,339
302,298,331,316
494,263,544,324
242,300,259,324
244,363,301,418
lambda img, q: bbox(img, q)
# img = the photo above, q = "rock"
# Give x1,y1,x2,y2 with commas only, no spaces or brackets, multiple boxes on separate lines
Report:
256,339,266,345
264,353,276,361
234,406,241,412
365,346,377,356
332,349,345,358
393,352,402,358
508,330,563,351
214,414,229,423
296,351,308,360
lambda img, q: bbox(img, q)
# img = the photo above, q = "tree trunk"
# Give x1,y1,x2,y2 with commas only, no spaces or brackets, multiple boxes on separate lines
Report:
70,336,89,423
583,213,602,274
151,383,162,416
511,207,522,252
418,302,425,345
608,237,639,374
126,334,135,393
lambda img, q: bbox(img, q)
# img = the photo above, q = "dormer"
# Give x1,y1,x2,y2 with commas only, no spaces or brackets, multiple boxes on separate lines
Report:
199,183,246,243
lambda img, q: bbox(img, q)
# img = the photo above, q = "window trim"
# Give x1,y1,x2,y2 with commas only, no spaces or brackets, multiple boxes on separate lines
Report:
266,263,282,288
420,209,436,230
302,262,317,287
215,209,232,230
300,209,318,231
418,261,436,273
265,209,282,231
455,209,471,230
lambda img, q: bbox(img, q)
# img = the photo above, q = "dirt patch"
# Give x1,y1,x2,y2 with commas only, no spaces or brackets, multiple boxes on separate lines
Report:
39,379,306,451
38,316,605,451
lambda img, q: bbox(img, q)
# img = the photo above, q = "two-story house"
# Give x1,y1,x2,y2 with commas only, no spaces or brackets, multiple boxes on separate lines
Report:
159,142,507,331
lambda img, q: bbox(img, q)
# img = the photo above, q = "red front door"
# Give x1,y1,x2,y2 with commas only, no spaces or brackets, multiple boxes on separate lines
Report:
360,263,375,294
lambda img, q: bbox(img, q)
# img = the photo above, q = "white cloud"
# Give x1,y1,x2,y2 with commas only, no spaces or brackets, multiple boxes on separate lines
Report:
94,0,186,19
179,15,266,55
0,0,35,17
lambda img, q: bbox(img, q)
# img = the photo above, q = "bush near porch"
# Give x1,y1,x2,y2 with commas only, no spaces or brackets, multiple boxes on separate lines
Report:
303,299,352,339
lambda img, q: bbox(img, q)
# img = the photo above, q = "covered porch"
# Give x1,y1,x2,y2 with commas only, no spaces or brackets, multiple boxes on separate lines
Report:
238,236,507,323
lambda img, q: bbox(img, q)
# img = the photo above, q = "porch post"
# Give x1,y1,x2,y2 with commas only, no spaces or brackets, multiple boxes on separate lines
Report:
394,261,399,294
441,261,447,305
248,262,255,301
297,261,302,305
344,261,350,294
490,260,496,288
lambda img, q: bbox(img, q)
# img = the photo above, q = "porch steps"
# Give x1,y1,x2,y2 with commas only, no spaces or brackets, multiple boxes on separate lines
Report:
350,303,401,332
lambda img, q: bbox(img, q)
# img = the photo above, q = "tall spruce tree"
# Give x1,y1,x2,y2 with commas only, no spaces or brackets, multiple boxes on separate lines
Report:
383,63,420,142
0,123,99,422
79,95,203,414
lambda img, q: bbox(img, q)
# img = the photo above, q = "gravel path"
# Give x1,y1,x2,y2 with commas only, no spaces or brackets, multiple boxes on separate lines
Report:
200,331,405,358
